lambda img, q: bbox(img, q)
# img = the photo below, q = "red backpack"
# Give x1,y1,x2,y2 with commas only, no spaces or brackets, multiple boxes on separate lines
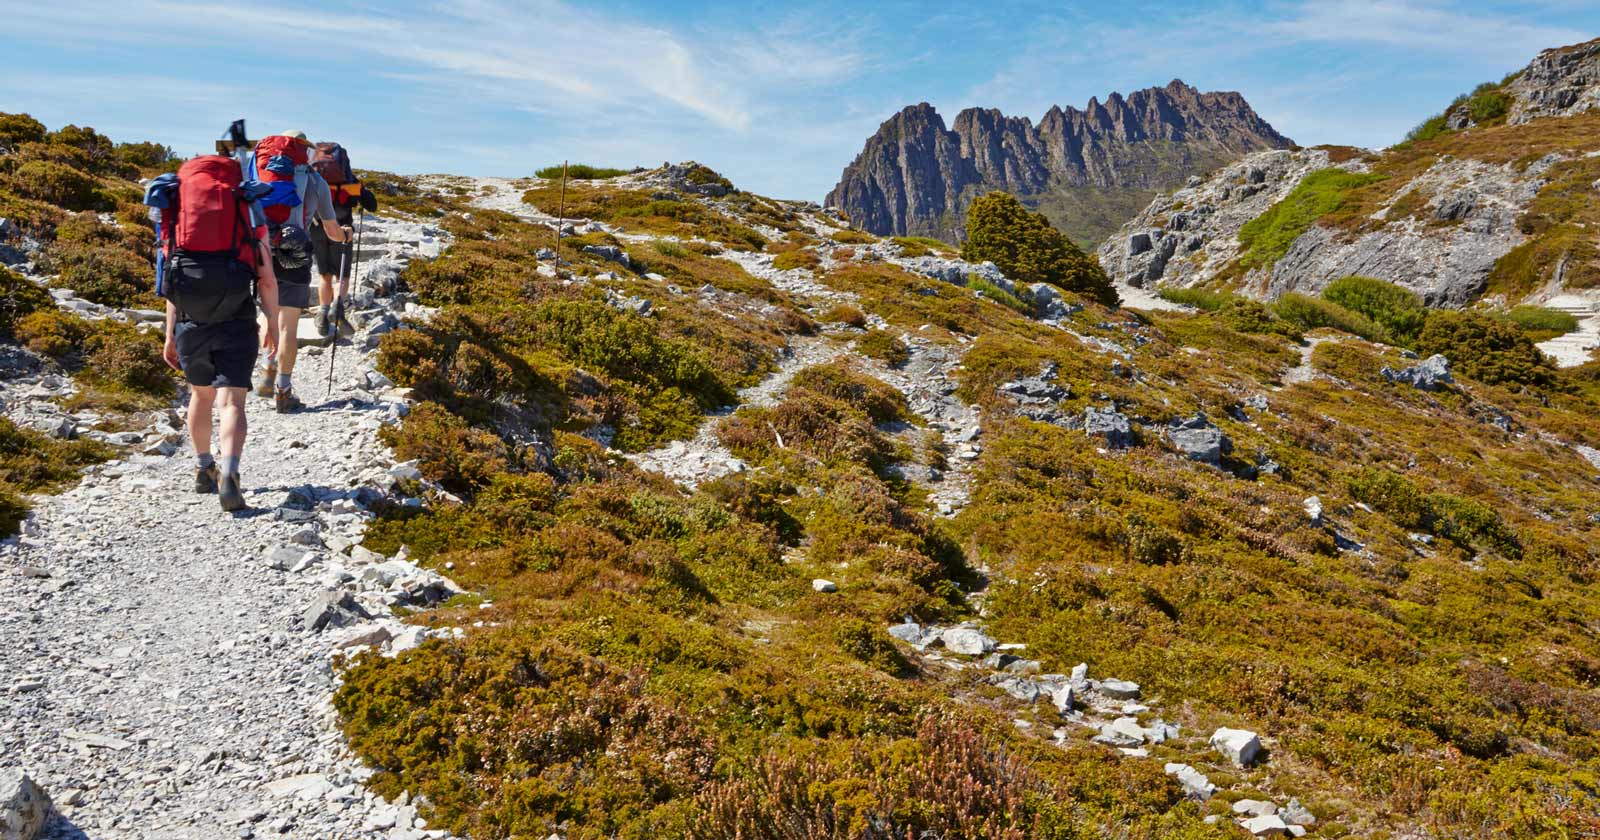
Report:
153,156,259,323
164,156,252,255
251,134,310,225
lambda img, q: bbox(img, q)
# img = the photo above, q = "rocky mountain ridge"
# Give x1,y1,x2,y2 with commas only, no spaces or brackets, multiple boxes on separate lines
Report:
825,80,1292,247
1099,37,1600,314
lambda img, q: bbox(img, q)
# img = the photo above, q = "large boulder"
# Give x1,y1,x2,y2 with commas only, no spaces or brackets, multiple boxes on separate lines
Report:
1,769,51,840
1165,413,1230,465
1210,726,1264,767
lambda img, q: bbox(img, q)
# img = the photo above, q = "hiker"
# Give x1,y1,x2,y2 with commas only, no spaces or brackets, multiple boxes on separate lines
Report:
146,153,281,512
308,141,377,339
242,130,353,412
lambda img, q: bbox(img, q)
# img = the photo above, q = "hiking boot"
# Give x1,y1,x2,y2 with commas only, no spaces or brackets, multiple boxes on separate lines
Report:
218,472,246,512
313,305,333,339
194,464,219,494
257,363,277,398
275,387,303,414
336,312,356,339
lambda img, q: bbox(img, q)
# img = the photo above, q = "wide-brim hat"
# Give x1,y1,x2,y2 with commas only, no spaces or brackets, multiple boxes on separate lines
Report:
278,129,313,146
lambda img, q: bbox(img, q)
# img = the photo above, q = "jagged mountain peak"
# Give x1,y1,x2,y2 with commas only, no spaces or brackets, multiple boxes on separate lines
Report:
826,81,1291,247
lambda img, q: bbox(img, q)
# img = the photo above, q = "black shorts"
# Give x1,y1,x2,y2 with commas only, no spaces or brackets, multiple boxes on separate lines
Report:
175,317,258,390
275,258,314,310
311,226,352,281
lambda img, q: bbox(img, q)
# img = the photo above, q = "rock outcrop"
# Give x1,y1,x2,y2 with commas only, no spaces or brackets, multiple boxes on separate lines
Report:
826,81,1292,246
1099,37,1600,309
1098,149,1342,290
1507,37,1600,125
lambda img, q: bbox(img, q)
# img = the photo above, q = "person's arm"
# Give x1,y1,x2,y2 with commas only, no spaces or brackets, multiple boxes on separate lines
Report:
311,174,349,242
162,301,181,370
255,239,281,356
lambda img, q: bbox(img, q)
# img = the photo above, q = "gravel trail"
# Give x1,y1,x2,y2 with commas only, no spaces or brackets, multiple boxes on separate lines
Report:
0,215,459,840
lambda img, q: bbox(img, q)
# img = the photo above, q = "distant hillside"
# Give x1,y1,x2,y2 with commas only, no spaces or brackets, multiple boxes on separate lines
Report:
1099,38,1600,309
825,81,1293,248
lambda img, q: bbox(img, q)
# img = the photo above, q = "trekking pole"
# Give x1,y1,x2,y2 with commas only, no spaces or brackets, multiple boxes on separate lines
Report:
554,160,567,269
327,241,346,398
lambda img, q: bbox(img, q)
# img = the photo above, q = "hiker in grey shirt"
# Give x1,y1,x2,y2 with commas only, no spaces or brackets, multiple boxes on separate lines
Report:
243,130,352,412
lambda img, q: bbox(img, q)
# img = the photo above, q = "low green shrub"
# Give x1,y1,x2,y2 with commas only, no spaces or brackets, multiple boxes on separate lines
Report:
1416,310,1556,387
80,319,172,396
789,362,909,424
856,329,910,367
771,249,820,272
969,276,1031,314
379,402,511,495
0,112,47,152
0,416,113,535
1321,276,1426,345
41,240,155,308
830,229,876,245
1271,292,1388,342
15,309,84,357
6,160,103,211
535,164,631,180
1498,305,1580,337
1156,287,1232,311
0,266,56,341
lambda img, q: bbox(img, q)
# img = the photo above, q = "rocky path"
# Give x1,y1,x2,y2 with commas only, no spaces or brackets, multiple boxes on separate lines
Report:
1536,292,1600,367
0,215,458,840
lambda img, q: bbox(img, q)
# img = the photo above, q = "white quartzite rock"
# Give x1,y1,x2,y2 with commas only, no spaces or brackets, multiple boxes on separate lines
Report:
939,626,998,655
1211,726,1264,767
1,770,51,840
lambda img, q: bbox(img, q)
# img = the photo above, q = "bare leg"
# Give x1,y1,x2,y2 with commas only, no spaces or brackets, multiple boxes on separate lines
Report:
188,386,216,455
216,387,248,458
318,273,335,307
277,306,303,378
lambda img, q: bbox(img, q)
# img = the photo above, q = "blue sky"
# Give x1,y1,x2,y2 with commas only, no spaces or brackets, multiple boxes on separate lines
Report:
2,1,1595,201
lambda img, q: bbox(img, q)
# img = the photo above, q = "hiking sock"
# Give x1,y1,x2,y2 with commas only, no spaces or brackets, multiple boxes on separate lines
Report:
196,453,215,469
219,455,240,478
277,374,292,391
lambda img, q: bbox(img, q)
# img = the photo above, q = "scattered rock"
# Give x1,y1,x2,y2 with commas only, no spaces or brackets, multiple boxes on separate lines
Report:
811,578,838,593
1163,763,1216,800
1382,354,1453,391
939,626,998,656
1211,726,1264,767
1083,406,1133,448
1242,814,1289,837
1280,798,1316,826
1098,678,1141,700
1303,496,1323,525
1233,799,1277,817
302,591,372,633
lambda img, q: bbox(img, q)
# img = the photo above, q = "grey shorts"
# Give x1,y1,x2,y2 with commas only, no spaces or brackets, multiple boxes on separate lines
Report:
311,226,352,281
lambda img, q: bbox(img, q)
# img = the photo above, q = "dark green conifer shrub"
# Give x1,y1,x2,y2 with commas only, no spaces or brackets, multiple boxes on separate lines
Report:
1416,310,1555,387
960,193,1118,307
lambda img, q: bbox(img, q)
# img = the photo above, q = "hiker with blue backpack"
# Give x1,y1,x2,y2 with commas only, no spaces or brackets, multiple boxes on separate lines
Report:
236,130,353,413
145,141,282,512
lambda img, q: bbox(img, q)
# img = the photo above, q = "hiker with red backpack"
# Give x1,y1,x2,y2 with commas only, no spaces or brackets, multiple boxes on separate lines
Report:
144,149,281,512
240,130,353,413
308,141,377,339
